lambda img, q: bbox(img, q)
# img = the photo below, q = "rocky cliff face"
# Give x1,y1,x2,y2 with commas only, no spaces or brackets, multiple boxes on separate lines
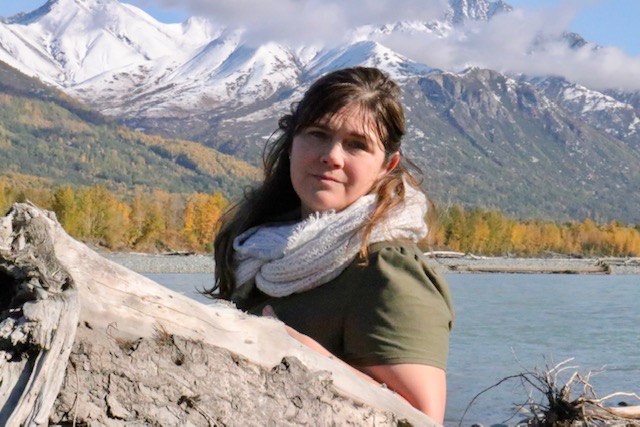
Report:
531,77,640,149
400,69,640,221
446,0,513,24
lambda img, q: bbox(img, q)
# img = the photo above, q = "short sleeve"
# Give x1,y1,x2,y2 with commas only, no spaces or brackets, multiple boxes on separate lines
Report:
343,243,454,370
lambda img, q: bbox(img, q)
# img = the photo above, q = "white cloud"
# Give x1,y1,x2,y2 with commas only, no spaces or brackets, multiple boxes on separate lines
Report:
131,0,640,91
133,0,448,45
376,1,640,91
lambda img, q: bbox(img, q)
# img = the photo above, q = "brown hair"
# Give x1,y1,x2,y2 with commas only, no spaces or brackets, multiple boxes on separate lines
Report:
209,66,424,299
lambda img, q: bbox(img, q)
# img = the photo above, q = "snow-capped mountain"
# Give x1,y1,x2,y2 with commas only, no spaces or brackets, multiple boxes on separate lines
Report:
446,0,512,23
1,0,640,222
0,0,452,118
0,0,224,114
3,0,635,132
529,76,640,147
1,0,215,83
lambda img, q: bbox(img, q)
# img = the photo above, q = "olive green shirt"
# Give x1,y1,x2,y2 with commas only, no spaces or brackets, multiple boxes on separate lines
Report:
234,241,454,370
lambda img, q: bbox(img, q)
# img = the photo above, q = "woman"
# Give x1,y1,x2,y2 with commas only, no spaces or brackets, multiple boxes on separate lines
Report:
209,66,454,423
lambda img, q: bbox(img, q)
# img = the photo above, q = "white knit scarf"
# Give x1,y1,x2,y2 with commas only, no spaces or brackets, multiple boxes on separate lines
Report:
232,184,428,298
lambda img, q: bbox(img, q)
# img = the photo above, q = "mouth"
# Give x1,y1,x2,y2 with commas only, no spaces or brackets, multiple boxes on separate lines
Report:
314,174,341,184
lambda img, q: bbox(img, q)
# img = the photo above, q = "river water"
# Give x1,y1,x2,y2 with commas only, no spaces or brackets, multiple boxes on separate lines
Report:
146,273,640,426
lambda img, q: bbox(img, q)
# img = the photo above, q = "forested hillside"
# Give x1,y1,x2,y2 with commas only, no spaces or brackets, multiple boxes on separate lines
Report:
3,0,640,225
0,61,259,197
1,43,638,257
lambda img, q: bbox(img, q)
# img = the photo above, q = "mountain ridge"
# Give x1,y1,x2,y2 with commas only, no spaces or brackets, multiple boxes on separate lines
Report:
1,0,639,223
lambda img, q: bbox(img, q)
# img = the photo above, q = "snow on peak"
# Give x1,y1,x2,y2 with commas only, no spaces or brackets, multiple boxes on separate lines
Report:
308,40,431,82
1,0,633,136
207,41,299,99
528,77,639,140
351,20,450,43
446,0,512,25
0,0,216,87
0,0,497,112
560,82,631,113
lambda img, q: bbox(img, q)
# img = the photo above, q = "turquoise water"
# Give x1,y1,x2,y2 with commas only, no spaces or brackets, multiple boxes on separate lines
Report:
146,273,640,426
446,274,640,426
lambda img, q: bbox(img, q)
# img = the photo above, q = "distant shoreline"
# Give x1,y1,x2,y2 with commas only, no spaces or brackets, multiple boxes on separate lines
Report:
101,251,640,275
432,255,640,275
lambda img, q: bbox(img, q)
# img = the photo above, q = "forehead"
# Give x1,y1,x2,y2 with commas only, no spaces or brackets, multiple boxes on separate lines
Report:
316,105,383,143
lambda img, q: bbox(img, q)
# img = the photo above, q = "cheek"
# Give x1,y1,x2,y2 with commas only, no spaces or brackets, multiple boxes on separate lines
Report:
289,140,310,189
290,138,310,165
347,163,382,191
289,141,301,170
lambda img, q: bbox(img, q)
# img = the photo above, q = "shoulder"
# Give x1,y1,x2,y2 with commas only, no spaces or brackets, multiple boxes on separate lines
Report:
367,241,430,269
358,241,449,296
342,240,454,367
346,240,454,324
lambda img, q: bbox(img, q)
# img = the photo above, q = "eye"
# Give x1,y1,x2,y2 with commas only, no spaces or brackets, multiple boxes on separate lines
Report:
345,139,369,151
304,128,329,140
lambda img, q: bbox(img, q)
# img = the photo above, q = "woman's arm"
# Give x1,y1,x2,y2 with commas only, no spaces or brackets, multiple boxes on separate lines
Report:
281,323,383,385
267,306,447,422
284,323,447,423
264,305,378,385
359,364,446,424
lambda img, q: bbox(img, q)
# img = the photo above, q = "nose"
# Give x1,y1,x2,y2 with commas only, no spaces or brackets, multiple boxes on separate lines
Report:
320,141,344,168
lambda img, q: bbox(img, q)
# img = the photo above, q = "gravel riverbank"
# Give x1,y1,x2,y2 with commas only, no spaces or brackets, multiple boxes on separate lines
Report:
102,252,215,274
101,251,640,275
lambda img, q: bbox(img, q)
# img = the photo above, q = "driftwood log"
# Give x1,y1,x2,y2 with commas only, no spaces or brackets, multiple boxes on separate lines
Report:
0,203,434,426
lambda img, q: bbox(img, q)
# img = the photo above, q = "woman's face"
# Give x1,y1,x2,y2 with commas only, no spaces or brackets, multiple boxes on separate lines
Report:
290,104,399,217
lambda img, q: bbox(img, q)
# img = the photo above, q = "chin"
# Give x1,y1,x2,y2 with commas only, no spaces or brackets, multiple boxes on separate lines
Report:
304,200,344,215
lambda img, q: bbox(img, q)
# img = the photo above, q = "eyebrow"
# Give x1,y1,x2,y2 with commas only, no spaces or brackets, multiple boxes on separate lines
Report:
308,122,370,142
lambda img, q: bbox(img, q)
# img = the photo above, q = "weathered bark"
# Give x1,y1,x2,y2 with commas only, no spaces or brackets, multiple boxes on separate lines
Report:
0,203,434,426
0,206,79,426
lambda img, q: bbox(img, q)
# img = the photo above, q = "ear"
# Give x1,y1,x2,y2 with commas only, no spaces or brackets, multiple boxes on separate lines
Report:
379,152,400,178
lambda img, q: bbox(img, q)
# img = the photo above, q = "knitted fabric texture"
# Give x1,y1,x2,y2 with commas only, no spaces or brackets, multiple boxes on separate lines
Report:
233,184,428,297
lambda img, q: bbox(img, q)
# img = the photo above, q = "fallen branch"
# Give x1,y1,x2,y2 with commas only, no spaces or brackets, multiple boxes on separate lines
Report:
460,357,640,426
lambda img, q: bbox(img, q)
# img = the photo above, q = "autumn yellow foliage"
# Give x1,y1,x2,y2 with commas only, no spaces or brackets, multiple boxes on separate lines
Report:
430,206,640,257
1,177,638,257
1,177,228,253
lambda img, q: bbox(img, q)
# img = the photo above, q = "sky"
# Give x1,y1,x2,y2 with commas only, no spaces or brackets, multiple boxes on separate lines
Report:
509,0,639,56
1,0,639,90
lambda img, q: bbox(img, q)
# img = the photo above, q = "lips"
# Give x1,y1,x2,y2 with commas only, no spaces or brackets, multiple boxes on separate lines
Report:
314,174,341,184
